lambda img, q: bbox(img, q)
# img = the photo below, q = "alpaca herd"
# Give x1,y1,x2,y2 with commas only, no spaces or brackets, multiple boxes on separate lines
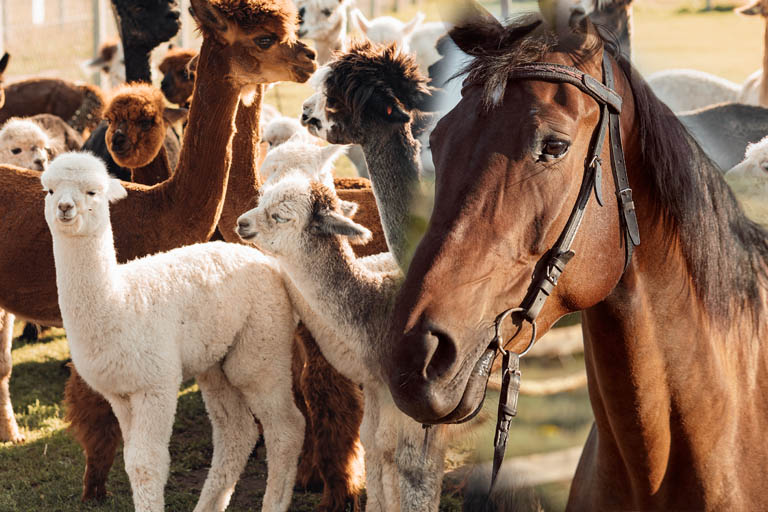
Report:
2,0,768,510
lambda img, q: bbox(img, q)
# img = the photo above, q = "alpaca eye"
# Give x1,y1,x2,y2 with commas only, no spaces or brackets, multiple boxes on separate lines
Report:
321,8,332,16
272,213,289,223
87,191,96,196
140,119,154,131
11,148,20,154
255,35,276,50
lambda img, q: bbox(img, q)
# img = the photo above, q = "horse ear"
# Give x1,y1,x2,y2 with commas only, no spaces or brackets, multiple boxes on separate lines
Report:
448,1,505,55
189,0,229,34
403,12,425,38
0,53,10,75
107,177,127,203
737,0,765,16
313,209,371,244
163,107,189,126
351,8,371,34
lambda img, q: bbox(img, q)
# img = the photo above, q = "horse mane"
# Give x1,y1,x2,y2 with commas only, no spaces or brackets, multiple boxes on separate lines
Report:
452,13,768,319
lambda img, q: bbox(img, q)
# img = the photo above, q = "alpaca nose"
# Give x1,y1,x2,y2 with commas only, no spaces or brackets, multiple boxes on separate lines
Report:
300,45,317,63
33,158,45,170
237,218,251,230
58,202,73,214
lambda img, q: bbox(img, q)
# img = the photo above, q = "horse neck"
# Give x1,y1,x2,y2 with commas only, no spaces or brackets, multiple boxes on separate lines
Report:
360,126,421,267
218,89,264,243
151,38,240,242
130,144,172,186
581,174,768,500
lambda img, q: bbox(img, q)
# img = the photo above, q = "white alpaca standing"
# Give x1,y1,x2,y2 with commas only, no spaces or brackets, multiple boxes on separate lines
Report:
0,118,52,171
260,135,342,186
725,135,768,226
262,116,315,151
42,153,304,512
646,69,740,114
237,174,446,512
296,0,350,64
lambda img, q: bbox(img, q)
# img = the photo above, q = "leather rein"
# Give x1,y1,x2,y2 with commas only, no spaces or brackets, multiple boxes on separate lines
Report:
424,51,641,493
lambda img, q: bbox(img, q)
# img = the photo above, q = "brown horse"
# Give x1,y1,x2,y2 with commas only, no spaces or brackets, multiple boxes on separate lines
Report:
385,4,768,510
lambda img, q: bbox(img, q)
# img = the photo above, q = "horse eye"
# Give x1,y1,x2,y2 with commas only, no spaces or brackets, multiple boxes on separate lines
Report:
11,148,21,154
541,140,569,159
255,36,276,50
321,8,332,16
272,213,289,223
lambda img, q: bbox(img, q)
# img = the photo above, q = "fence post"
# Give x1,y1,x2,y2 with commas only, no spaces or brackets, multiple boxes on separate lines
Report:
501,0,509,19
92,0,108,86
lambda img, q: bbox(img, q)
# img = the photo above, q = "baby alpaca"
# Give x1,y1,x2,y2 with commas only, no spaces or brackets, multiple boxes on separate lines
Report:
260,134,341,185
0,118,51,170
238,175,446,512
725,135,768,227
43,153,303,512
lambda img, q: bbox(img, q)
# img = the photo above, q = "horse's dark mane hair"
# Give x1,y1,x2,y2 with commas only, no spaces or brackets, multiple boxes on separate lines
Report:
454,13,768,319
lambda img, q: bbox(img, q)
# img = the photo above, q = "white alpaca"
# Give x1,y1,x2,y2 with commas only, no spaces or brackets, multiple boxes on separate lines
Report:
725,135,768,227
736,0,768,106
350,9,423,55
42,152,304,512
237,174,447,512
0,118,52,171
82,40,125,89
646,69,740,113
296,0,350,64
410,21,449,75
260,135,341,186
262,116,315,150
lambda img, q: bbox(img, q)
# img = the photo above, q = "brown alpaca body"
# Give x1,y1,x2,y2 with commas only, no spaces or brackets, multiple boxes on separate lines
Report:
0,79,104,134
0,0,317,501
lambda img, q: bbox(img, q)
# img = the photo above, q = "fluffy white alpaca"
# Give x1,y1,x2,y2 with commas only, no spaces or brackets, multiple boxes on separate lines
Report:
350,9,424,55
646,69,740,113
725,135,768,227
262,116,315,150
296,0,350,64
260,134,342,186
409,21,449,75
237,174,446,512
0,118,52,171
42,152,304,512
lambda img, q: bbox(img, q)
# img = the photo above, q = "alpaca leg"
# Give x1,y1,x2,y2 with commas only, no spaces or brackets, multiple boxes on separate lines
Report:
360,390,387,512
193,365,259,512
240,376,304,512
0,309,23,443
395,421,446,512
291,334,321,491
122,387,177,512
64,366,122,501
298,327,364,511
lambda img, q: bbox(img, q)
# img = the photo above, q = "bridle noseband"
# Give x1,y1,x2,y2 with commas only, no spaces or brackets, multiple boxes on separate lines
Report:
423,50,641,494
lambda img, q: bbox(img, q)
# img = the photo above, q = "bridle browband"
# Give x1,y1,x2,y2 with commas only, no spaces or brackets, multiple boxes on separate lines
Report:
422,50,641,494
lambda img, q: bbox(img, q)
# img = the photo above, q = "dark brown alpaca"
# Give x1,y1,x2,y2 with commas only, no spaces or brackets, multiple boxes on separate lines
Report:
103,83,187,185
159,47,197,107
0,0,316,500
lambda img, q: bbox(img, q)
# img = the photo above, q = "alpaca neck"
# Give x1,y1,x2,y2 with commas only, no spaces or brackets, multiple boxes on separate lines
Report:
130,145,172,186
218,89,264,243
152,38,240,242
51,224,120,327
361,126,421,268
281,238,395,379
123,46,152,84
761,19,768,105
315,14,347,65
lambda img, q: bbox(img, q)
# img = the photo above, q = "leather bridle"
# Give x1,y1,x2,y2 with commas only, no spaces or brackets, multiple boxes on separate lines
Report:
422,50,641,493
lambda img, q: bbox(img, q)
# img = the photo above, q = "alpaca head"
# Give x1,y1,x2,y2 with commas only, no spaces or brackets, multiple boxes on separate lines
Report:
0,118,52,171
111,0,181,50
300,41,432,145
263,116,313,149
725,136,768,196
296,0,348,41
350,10,424,53
41,152,127,237
81,40,125,88
159,47,197,106
104,83,188,169
237,174,369,256
738,0,768,17
189,0,317,88
260,136,345,189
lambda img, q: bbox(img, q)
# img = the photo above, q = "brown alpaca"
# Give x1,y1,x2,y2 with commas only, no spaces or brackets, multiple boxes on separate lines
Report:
159,48,197,107
103,83,187,185
0,79,105,134
0,0,316,500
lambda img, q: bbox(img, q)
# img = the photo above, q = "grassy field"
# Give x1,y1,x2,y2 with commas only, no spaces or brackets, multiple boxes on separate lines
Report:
1,1,764,511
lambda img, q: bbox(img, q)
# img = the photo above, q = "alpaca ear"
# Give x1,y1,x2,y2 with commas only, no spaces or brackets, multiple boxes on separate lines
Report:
339,200,359,218
186,54,199,78
190,0,229,34
107,178,127,203
313,209,372,244
374,96,410,124
402,12,425,38
351,9,371,34
0,53,9,75
737,0,765,16
163,107,189,126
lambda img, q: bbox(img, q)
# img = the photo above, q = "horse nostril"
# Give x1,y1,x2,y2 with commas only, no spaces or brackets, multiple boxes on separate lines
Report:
424,329,458,380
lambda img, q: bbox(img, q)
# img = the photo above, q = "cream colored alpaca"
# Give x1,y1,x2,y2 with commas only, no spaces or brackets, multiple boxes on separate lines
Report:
350,9,423,54
260,135,342,186
262,116,314,150
0,118,51,171
725,135,768,227
42,153,303,512
296,0,350,64
237,174,446,512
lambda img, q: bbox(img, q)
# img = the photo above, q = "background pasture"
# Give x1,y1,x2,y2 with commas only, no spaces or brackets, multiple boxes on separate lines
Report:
0,0,762,510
